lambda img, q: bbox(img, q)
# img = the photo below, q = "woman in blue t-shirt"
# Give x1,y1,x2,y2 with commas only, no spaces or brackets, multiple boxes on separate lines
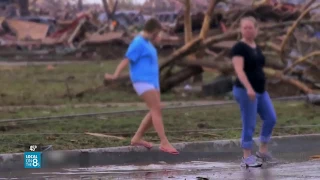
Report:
230,16,277,167
105,18,179,155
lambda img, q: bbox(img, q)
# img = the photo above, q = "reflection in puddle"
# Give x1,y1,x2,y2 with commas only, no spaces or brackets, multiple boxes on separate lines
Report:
26,161,320,180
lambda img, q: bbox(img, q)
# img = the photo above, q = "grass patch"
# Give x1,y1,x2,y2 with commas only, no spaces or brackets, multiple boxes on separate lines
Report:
0,61,218,106
0,101,319,153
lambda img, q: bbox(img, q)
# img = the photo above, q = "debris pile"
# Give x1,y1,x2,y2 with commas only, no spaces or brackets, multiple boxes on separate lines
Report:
0,0,142,60
103,0,320,99
0,0,319,98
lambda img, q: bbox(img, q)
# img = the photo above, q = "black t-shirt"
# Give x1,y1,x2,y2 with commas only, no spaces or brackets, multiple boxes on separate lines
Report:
230,41,266,93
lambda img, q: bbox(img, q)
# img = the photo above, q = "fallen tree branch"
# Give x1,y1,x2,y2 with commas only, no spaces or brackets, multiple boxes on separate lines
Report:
199,0,222,39
159,37,203,71
280,4,320,64
300,0,316,12
264,68,314,94
260,20,320,29
179,58,233,75
160,66,203,93
283,51,320,74
203,30,239,47
178,57,314,94
259,41,282,52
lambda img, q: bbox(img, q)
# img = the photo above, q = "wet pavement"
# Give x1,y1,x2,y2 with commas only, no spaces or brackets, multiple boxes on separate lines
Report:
2,159,319,180
1,142,319,179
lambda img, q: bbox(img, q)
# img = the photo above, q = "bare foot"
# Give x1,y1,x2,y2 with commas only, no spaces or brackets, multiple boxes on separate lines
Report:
131,138,153,149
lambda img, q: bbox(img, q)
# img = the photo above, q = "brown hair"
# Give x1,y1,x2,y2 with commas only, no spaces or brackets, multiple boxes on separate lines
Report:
143,18,162,33
240,16,258,27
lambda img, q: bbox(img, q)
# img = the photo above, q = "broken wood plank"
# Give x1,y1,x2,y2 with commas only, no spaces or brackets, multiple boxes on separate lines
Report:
6,19,49,40
85,132,125,140
310,155,320,160
197,132,218,137
85,32,125,44
67,18,86,48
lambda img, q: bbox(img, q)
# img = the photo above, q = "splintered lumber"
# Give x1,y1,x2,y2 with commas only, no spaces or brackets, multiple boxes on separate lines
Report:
67,18,86,48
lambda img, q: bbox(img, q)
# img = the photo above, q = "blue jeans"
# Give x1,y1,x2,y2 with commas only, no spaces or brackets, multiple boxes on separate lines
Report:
233,86,277,149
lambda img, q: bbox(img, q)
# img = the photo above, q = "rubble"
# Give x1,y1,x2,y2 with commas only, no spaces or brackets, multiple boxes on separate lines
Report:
0,0,319,98
103,0,320,100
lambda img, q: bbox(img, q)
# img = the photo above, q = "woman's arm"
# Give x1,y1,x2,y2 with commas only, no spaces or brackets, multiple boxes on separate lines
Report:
232,56,252,90
113,59,129,78
232,56,256,100
105,59,129,80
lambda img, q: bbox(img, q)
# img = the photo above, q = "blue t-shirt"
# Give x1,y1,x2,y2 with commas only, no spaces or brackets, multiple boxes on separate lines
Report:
125,35,159,88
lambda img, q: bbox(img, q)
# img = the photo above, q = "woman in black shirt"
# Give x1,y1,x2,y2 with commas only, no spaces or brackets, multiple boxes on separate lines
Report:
230,16,277,167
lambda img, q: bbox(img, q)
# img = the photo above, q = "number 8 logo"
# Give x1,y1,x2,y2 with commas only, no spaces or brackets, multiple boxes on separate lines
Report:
32,158,39,167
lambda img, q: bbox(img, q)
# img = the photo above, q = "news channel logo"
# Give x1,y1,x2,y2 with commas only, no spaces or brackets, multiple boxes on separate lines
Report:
24,145,41,169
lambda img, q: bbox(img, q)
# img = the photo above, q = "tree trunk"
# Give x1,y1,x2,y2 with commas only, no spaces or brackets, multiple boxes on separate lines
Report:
102,0,111,19
184,0,192,43
280,4,320,64
17,0,29,16
183,0,199,83
108,0,115,12
78,0,83,11
160,66,203,93
199,0,221,39
160,37,203,71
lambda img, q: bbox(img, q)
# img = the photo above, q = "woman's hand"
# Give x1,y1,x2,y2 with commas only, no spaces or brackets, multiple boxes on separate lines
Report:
247,88,256,101
104,73,117,80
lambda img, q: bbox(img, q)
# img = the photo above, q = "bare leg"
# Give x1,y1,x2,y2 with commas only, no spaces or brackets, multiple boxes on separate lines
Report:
141,90,178,153
131,112,153,146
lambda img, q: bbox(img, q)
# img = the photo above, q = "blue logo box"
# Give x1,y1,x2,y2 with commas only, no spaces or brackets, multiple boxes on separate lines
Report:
24,152,41,168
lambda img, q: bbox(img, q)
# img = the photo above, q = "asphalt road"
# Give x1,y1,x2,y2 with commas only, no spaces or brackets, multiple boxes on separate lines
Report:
2,159,319,180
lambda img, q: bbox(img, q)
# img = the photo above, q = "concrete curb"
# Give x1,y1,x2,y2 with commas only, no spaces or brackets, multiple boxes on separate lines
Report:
1,134,319,172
